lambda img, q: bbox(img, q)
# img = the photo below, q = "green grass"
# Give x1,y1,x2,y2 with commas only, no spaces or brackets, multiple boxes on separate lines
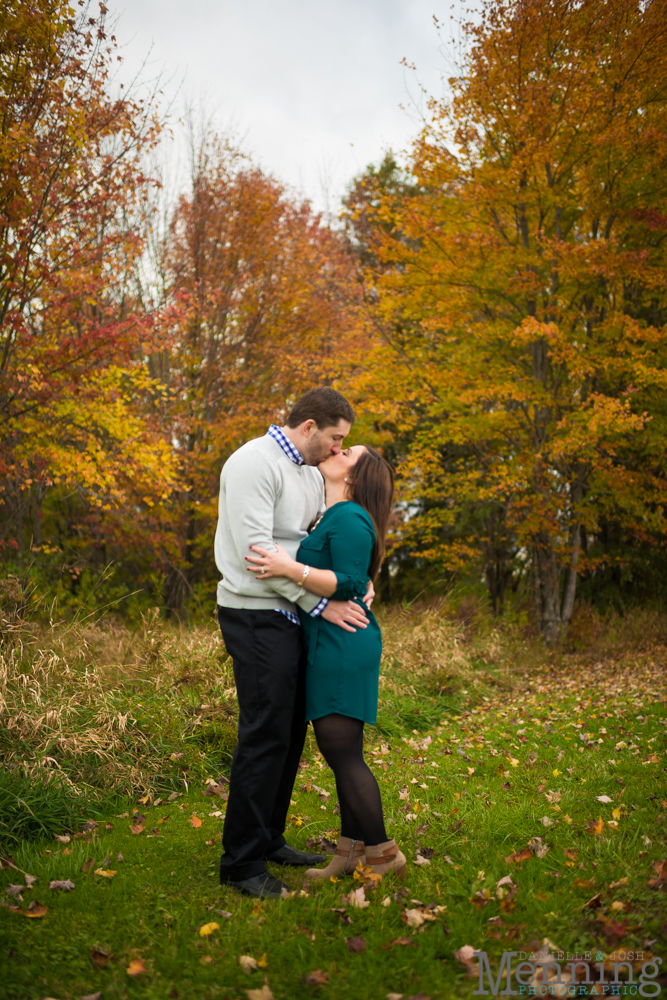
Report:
2,617,666,1000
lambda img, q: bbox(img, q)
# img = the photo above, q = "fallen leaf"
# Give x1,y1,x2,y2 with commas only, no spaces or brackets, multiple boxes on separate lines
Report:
596,795,612,803
117,851,124,862
245,976,274,1000
454,944,481,978
190,814,202,828
505,848,532,864
199,922,220,937
609,877,629,889
127,959,148,976
381,936,416,949
341,887,369,909
200,955,214,964
91,947,113,968
215,908,233,919
414,854,431,867
82,858,95,873
53,834,71,844
574,878,596,889
386,995,404,1000
303,970,329,985
353,861,383,887
94,869,116,878
611,901,625,912
49,879,75,891
528,837,550,859
81,992,103,1000
129,823,144,836
240,954,259,974
587,817,605,835
602,919,627,944
6,884,24,897
583,893,603,909
257,954,268,969
564,848,578,862
21,900,47,918
652,860,667,880
24,874,37,887
345,935,366,953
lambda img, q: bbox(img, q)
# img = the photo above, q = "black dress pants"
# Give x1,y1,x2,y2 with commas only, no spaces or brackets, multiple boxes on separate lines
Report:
217,606,308,881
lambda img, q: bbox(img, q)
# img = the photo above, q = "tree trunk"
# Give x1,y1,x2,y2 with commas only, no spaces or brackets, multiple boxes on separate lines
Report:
561,484,583,629
536,539,561,643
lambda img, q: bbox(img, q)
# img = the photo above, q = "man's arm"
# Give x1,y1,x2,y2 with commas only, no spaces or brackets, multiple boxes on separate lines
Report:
223,450,320,612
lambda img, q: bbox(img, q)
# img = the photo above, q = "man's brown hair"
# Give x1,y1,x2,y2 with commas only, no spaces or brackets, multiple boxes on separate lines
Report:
285,387,355,430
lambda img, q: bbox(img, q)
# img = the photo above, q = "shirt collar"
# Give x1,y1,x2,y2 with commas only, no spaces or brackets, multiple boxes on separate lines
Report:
267,424,304,466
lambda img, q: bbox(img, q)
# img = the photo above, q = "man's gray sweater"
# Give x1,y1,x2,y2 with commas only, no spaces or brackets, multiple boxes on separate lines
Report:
215,433,325,613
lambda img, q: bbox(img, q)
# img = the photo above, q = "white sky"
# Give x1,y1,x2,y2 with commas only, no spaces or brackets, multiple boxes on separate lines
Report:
113,0,468,213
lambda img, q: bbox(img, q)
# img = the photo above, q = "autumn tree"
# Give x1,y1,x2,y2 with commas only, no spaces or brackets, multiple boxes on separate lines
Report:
0,0,174,570
357,0,667,637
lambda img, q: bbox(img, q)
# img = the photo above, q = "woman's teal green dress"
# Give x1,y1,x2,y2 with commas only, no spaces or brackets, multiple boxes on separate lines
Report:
297,501,382,724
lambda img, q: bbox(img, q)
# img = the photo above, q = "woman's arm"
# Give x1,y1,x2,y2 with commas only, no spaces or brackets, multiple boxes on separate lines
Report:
246,544,338,597
327,509,374,601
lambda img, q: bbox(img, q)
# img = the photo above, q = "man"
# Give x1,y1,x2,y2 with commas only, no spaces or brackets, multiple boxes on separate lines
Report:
215,386,369,899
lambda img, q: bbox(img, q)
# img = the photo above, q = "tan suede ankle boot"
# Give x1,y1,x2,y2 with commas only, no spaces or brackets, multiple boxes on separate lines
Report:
304,837,366,880
365,839,407,880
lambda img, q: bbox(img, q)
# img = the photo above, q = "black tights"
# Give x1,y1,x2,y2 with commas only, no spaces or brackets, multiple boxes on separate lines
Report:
312,714,388,846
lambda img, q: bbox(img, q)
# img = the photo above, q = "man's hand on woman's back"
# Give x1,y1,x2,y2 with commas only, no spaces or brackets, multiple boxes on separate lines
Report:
321,600,369,633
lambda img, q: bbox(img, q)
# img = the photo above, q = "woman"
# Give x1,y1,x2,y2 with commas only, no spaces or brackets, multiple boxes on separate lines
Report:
245,444,406,881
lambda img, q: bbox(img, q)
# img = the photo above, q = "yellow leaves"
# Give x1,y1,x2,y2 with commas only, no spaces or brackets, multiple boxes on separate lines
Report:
612,805,627,821
94,869,116,878
199,922,220,937
189,814,202,828
587,817,605,836
9,900,47,918
352,862,382,888
126,959,148,976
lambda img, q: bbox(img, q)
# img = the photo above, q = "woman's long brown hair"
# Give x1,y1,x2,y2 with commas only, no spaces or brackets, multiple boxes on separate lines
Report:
348,446,395,579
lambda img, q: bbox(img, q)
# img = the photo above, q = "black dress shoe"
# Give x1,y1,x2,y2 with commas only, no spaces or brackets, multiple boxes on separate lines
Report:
265,844,327,866
220,872,291,899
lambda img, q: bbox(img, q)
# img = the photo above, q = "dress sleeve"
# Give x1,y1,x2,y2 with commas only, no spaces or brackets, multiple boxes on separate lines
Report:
327,507,374,600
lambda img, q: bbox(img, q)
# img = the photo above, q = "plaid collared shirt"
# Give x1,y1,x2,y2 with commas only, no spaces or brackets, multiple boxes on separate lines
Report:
267,425,327,624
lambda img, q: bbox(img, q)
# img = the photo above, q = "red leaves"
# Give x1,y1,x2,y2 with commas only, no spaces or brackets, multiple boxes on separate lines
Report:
345,935,366,953
303,970,329,985
91,948,113,968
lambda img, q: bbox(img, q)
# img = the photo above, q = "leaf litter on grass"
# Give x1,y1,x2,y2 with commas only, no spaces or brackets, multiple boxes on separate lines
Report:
4,606,667,998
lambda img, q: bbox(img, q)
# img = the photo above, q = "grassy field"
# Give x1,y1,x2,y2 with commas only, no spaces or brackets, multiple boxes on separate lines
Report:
1,601,666,999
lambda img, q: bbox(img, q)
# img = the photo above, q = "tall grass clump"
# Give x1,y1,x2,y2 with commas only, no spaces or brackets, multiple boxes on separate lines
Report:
0,605,237,840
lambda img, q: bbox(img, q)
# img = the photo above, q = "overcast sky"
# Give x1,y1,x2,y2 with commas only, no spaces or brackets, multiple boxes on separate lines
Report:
113,0,467,213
